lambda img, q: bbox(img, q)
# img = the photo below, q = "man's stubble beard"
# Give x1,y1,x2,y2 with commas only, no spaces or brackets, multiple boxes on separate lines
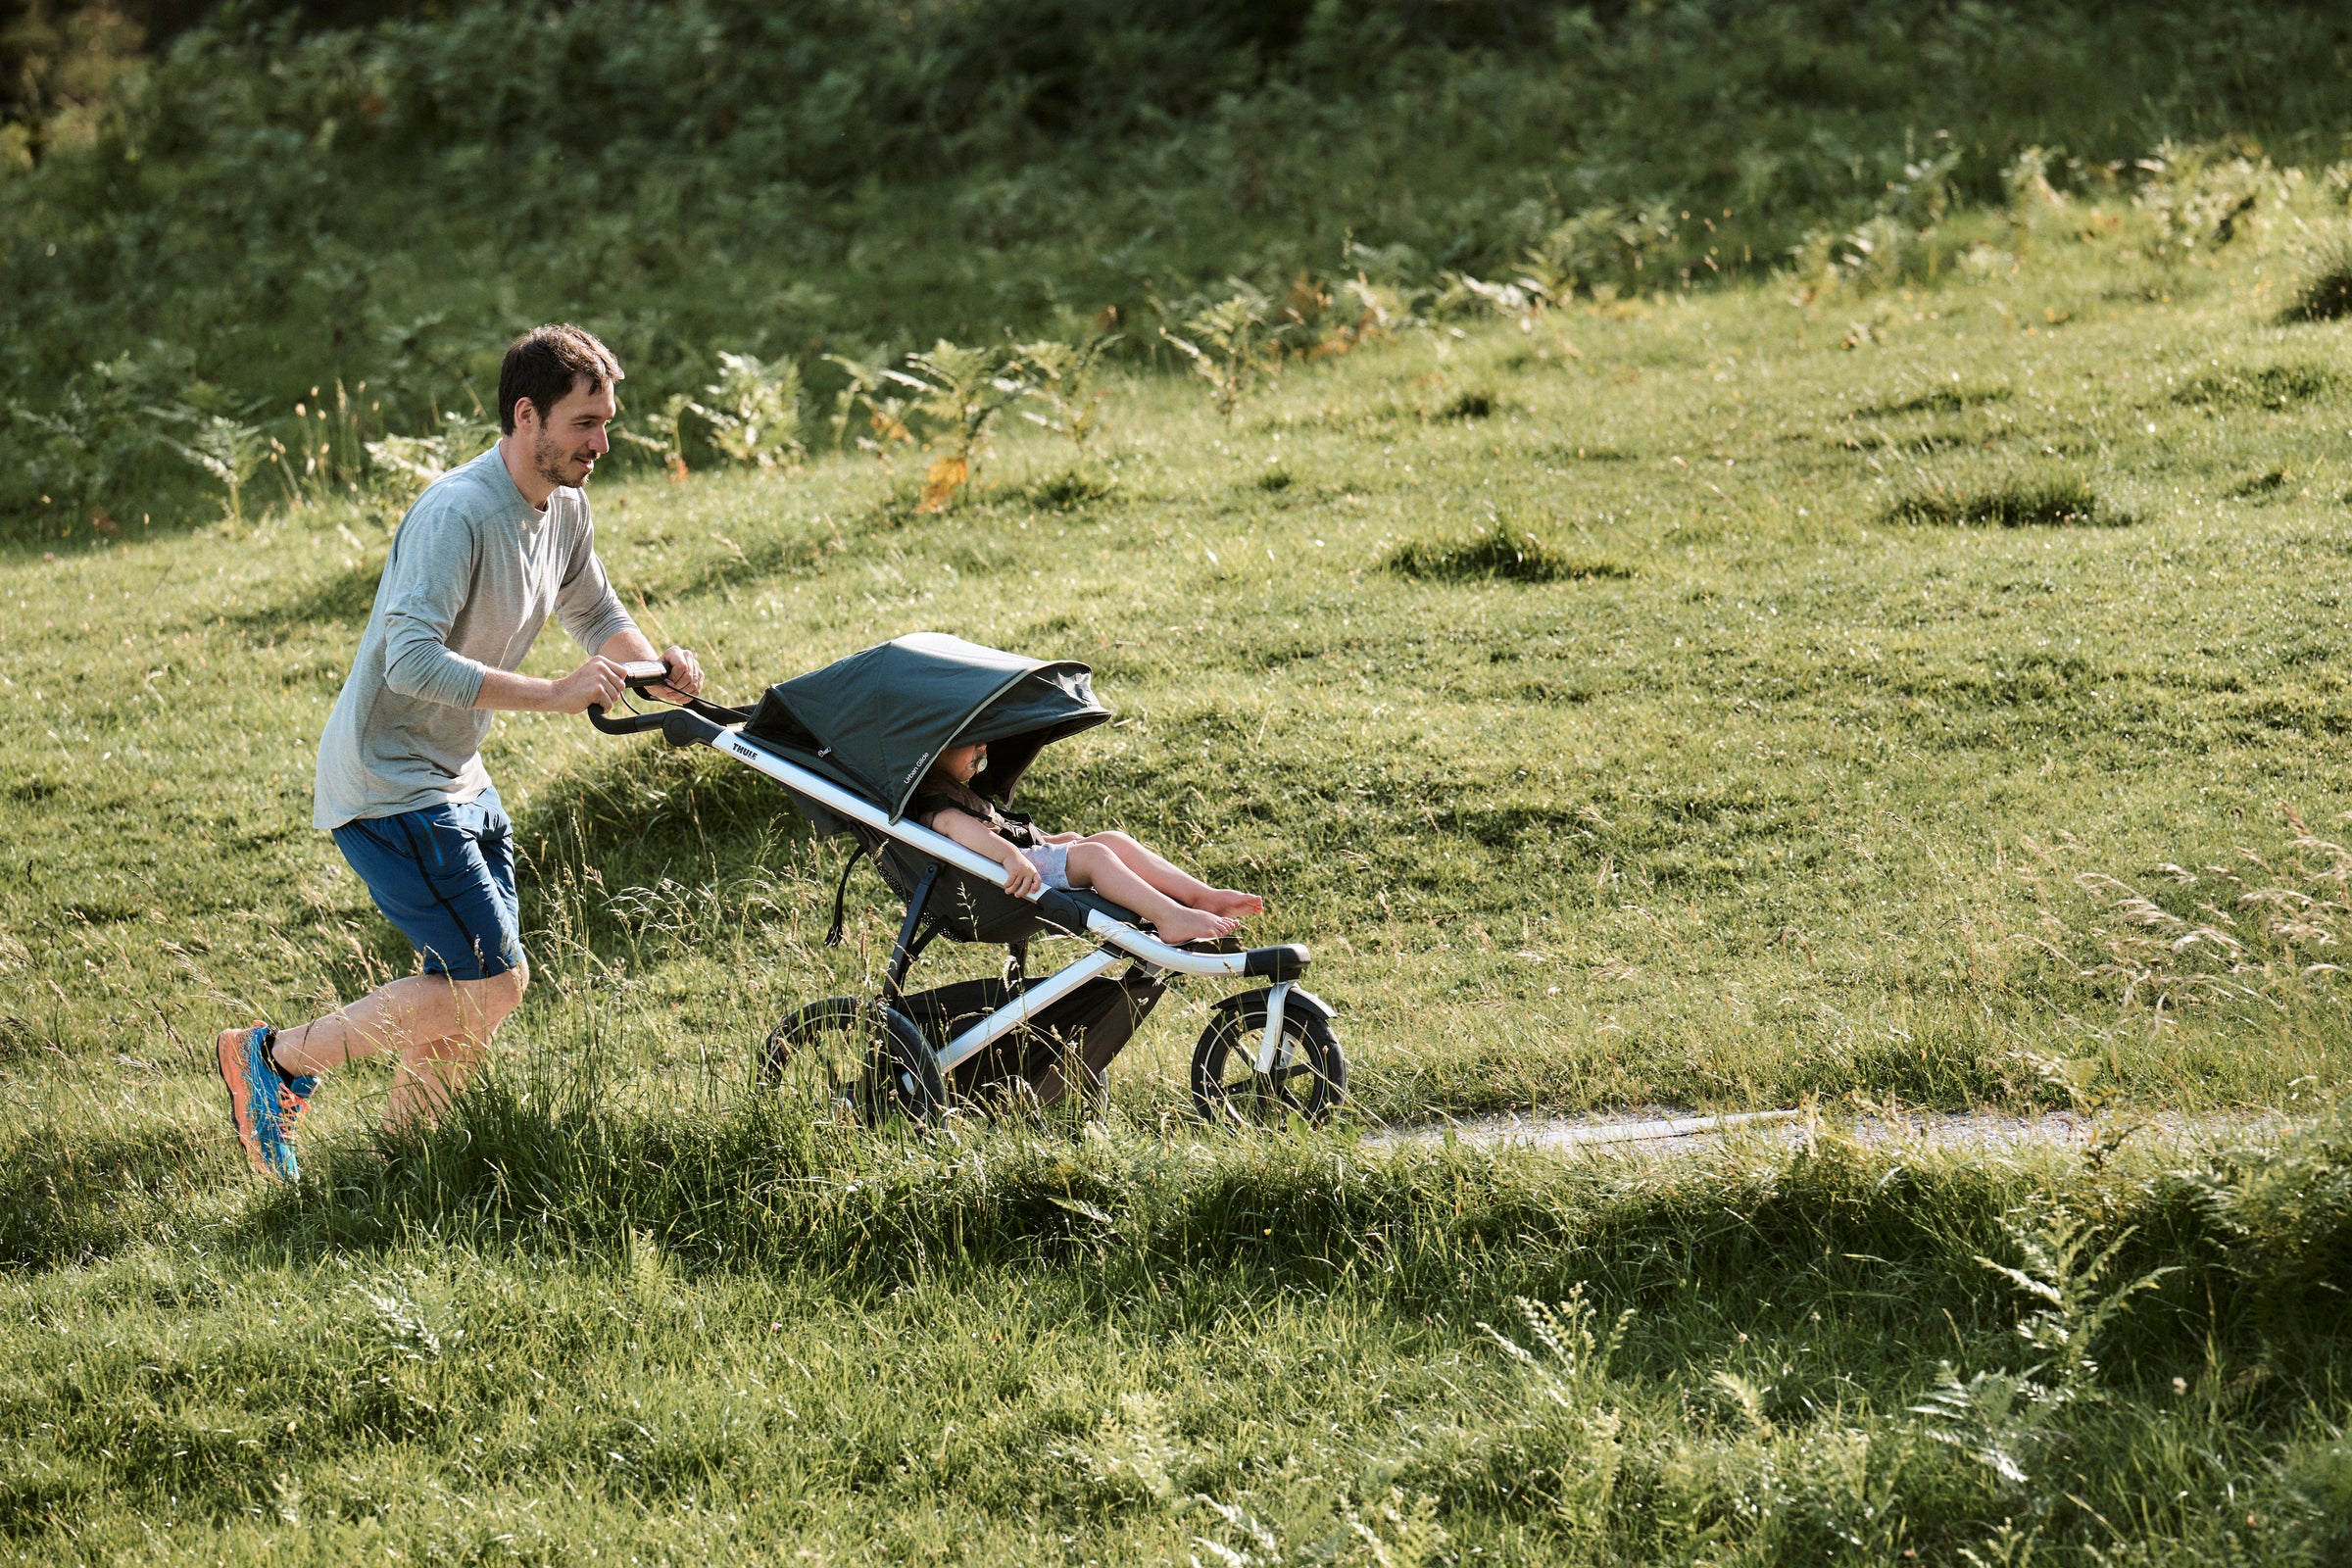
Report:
532,427,589,490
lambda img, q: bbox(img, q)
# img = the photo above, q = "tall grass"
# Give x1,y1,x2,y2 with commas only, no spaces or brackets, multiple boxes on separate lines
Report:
7,1057,2352,1560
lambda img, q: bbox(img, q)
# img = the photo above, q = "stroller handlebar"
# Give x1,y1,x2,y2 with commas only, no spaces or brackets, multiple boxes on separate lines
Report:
586,662,680,734
585,703,667,735
587,664,751,739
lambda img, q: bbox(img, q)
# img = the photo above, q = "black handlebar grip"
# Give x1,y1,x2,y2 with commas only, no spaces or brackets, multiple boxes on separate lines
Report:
587,704,667,736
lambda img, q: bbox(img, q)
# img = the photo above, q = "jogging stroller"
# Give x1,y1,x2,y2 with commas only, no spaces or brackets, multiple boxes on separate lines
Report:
587,634,1345,1125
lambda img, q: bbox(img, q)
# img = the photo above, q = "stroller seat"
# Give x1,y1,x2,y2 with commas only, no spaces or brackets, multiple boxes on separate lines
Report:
872,839,1148,946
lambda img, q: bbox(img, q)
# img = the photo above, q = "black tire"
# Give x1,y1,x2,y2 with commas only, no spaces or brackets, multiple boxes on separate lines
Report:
1191,990,1346,1127
762,996,945,1126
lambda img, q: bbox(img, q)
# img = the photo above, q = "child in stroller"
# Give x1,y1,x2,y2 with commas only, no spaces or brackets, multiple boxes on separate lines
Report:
914,741,1261,945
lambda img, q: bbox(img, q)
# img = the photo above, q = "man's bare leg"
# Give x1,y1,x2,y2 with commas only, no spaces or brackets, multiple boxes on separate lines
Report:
1080,831,1263,917
269,964,528,1130
1063,843,1238,944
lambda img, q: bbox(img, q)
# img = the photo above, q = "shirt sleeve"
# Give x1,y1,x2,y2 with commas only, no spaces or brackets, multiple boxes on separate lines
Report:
555,504,637,655
378,497,489,709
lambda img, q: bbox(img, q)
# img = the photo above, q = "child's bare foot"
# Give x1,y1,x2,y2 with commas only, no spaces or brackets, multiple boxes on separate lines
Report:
1156,907,1240,945
1198,888,1262,917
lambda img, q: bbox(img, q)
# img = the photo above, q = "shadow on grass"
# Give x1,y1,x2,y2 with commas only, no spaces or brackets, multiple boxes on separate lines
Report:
0,1120,224,1271
230,557,383,634
1856,384,2012,418
2172,363,2341,410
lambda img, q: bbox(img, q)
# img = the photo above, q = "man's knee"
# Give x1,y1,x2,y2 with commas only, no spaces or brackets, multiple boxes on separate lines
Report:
454,962,527,1026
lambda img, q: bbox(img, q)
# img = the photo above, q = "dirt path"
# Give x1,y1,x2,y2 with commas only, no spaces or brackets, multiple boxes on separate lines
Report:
1365,1106,2290,1159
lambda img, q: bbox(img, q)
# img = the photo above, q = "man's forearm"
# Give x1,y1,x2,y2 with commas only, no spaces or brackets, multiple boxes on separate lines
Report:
469,633,653,711
598,628,661,664
472,667,565,712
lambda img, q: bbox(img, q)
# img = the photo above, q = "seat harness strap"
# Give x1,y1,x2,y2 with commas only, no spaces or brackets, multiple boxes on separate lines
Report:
824,842,872,947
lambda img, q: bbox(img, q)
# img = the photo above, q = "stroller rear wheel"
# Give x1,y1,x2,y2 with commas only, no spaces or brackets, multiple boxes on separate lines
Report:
1191,991,1346,1127
763,996,945,1125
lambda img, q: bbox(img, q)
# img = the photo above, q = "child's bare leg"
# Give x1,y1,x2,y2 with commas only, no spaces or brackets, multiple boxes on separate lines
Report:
1063,843,1238,944
1080,831,1263,917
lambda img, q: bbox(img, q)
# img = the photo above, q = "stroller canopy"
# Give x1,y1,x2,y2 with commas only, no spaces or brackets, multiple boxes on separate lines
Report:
746,633,1110,820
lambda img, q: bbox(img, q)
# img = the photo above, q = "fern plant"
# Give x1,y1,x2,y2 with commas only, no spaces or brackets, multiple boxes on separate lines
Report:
152,405,270,523
902,338,1028,513
364,411,499,498
685,351,804,469
821,352,919,456
1015,330,1119,449
1481,1289,1635,1544
616,392,694,481
1909,1209,2174,1501
1159,282,1279,423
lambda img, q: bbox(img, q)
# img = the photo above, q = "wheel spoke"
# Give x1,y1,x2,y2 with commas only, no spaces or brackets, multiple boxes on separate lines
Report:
1193,1003,1342,1128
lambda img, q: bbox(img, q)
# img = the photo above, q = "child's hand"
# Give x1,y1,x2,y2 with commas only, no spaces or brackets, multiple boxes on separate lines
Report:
1000,853,1043,897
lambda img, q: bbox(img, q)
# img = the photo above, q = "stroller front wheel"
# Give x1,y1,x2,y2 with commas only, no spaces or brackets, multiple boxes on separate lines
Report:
1191,990,1346,1127
763,995,946,1126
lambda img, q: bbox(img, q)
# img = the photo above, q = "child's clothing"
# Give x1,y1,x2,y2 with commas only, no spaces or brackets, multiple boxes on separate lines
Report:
915,777,1070,887
916,778,1074,888
1020,843,1072,890
912,778,1037,842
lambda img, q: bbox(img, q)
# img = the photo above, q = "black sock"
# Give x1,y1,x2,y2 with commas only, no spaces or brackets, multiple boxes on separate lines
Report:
261,1027,301,1089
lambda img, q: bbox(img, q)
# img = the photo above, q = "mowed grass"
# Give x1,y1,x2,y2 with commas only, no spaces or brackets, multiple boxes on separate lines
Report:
7,219,2352,1561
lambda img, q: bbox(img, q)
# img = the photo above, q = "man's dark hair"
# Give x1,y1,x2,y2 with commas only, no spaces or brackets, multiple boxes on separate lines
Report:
498,324,623,435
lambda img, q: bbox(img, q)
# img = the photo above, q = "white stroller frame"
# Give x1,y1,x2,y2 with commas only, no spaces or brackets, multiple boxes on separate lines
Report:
589,652,1342,1121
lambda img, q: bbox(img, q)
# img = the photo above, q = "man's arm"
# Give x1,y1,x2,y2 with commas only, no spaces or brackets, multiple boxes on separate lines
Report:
469,634,704,714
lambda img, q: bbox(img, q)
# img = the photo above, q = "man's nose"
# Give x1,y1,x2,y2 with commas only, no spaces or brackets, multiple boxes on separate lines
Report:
587,425,610,455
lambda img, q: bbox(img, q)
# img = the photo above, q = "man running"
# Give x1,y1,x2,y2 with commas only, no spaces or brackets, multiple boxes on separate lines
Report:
217,323,704,1181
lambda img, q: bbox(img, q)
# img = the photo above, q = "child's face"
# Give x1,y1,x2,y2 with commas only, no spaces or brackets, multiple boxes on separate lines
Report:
940,743,986,783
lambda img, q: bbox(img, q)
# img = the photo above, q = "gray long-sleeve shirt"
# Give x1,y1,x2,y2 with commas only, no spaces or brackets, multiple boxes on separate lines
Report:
313,445,635,829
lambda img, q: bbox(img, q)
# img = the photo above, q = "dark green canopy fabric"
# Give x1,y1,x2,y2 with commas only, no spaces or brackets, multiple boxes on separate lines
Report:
745,633,1110,820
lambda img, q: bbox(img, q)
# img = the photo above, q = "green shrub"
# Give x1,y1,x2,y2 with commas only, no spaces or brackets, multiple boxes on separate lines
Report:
1384,523,1632,583
1883,476,2132,528
2286,228,2352,321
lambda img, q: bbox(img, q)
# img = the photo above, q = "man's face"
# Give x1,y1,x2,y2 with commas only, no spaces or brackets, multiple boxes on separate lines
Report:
523,378,617,490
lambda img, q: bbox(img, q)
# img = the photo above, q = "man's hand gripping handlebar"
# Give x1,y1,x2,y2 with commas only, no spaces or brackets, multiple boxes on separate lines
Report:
586,661,734,738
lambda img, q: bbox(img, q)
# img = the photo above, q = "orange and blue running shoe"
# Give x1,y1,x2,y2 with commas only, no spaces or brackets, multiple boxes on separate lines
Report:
216,1023,316,1183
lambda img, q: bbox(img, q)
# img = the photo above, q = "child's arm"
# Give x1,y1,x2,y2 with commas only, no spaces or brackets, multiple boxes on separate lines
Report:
926,807,1043,896
1033,829,1084,845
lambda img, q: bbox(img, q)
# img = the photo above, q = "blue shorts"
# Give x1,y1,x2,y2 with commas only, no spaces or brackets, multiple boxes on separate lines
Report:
331,786,524,981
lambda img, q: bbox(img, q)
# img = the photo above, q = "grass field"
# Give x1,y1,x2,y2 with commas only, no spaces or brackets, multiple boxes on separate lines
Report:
7,199,2352,1560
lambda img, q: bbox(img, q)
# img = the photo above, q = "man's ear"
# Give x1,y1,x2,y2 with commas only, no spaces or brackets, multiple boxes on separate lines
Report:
510,397,538,437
